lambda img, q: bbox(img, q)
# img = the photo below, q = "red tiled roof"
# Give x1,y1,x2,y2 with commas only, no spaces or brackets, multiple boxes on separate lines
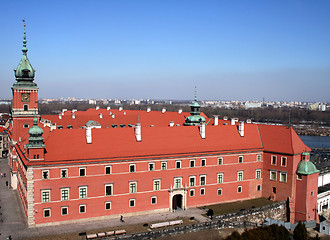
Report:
258,124,311,155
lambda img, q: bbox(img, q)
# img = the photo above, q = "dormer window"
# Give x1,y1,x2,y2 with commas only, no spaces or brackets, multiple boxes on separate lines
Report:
22,69,30,77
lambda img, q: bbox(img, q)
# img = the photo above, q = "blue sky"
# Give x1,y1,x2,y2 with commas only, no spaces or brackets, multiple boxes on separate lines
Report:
1,0,329,102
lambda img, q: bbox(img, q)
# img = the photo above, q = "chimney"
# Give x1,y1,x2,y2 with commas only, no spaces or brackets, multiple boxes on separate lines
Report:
72,114,75,119
223,116,228,121
99,113,103,119
238,121,244,137
86,127,92,144
178,109,182,114
199,122,206,139
59,115,62,119
72,109,77,113
214,115,219,126
96,106,100,110
147,107,151,112
135,123,141,142
112,114,115,119
107,107,111,111
119,107,123,111
162,108,166,114
123,112,126,115
231,118,238,125
169,121,174,127
246,119,252,123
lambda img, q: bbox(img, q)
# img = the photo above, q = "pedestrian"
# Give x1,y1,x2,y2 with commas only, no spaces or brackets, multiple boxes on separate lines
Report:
120,215,124,222
0,173,3,177
3,173,5,178
6,181,8,187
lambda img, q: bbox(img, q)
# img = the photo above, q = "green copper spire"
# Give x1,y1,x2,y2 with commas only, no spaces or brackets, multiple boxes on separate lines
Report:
13,20,37,88
184,87,206,126
25,115,45,148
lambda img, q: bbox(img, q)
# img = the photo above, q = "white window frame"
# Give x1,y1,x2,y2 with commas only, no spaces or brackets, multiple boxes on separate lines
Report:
256,169,261,179
129,164,136,173
257,185,261,191
237,171,243,181
280,172,287,183
79,204,86,213
161,161,167,170
79,167,86,177
281,157,287,167
200,175,206,186
297,174,303,180
189,176,196,187
42,170,49,180
153,179,161,191
190,159,195,168
105,201,111,210
201,158,206,167
271,155,277,165
200,188,205,195
237,185,242,193
190,189,195,197
217,173,224,184
270,171,277,181
61,188,69,201
105,184,113,196
43,208,51,218
61,168,68,178
129,198,135,207
129,181,137,193
151,196,157,205
105,166,112,175
79,186,87,199
176,160,181,169
174,177,182,188
61,206,68,215
217,188,222,196
41,189,50,203
149,162,155,171
257,154,262,162
218,157,223,165
238,155,243,163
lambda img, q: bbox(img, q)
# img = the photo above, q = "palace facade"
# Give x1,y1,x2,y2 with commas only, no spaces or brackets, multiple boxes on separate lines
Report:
7,27,319,227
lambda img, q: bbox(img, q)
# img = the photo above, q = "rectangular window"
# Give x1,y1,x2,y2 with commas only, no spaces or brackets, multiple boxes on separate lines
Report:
61,169,68,178
238,186,242,193
44,208,51,218
61,188,69,201
105,201,111,210
151,196,157,204
79,167,86,177
79,186,87,199
149,163,155,171
189,176,196,187
256,169,261,179
218,157,223,165
23,124,29,128
61,206,68,215
41,190,50,203
280,172,287,183
174,177,182,188
129,164,135,173
271,156,277,165
200,188,205,195
190,160,195,168
217,188,222,196
237,171,243,181
217,173,224,184
42,170,49,180
129,199,135,207
270,171,277,181
79,204,86,213
190,189,195,197
281,157,287,167
105,166,111,175
161,162,167,170
200,175,206,186
238,156,243,163
129,182,137,193
153,180,161,191
201,158,206,166
257,154,261,162
105,184,113,196
297,174,303,180
257,185,261,191
176,161,181,169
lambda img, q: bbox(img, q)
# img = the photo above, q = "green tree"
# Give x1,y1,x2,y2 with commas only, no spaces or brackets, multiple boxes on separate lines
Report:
293,222,308,240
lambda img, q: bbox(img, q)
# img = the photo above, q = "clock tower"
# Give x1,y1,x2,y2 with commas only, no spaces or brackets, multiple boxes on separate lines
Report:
11,21,39,141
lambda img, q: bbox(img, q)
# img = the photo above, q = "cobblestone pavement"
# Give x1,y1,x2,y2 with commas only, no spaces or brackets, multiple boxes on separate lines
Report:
0,158,209,240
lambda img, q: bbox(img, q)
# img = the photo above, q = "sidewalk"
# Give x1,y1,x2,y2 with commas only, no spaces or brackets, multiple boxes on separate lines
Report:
0,157,209,240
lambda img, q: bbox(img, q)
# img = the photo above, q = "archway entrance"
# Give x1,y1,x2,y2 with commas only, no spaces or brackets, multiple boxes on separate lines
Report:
172,194,183,211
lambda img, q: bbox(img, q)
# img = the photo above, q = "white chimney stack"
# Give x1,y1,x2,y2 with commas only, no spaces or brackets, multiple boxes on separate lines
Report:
231,118,238,125
214,115,219,126
72,109,77,113
135,123,141,142
107,107,111,111
119,107,123,111
199,122,206,139
72,114,75,119
169,121,174,127
96,106,100,110
112,114,115,119
178,109,182,114
223,116,228,120
59,115,62,119
162,108,166,114
123,112,126,115
86,127,92,144
238,121,244,137
147,107,151,113
246,119,252,123
99,113,103,119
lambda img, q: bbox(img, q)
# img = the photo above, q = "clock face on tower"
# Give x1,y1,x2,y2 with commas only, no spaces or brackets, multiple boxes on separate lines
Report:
21,93,30,102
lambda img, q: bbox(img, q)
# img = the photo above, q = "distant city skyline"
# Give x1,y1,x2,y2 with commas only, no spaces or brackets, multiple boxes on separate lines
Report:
1,0,329,102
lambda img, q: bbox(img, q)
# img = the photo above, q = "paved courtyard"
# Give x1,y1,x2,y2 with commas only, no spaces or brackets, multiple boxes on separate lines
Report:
0,157,209,240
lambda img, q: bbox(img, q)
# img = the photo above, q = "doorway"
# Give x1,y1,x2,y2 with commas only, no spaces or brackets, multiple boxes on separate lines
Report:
172,194,183,211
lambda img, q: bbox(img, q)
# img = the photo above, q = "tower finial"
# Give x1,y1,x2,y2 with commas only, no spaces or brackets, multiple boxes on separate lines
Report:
194,86,197,102
22,19,28,55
